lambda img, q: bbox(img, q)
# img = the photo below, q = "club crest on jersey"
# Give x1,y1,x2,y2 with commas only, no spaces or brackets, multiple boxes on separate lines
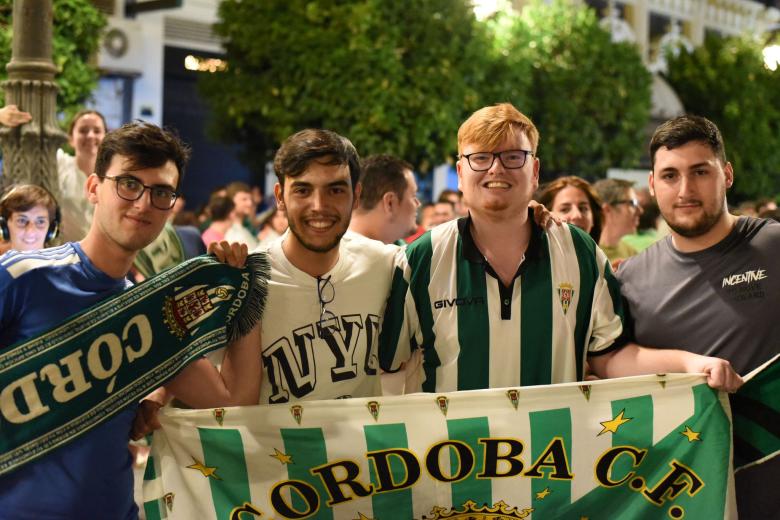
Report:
163,284,233,338
557,283,575,315
291,405,303,425
367,401,380,421
213,408,225,426
506,389,520,410
436,396,449,417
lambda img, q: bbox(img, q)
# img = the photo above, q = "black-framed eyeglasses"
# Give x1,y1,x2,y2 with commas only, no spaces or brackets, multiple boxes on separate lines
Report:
613,198,640,209
316,275,336,332
460,150,534,172
103,175,179,210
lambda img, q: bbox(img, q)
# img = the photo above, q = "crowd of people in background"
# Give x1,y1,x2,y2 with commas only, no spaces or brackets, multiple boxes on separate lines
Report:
2,105,777,266
0,103,778,518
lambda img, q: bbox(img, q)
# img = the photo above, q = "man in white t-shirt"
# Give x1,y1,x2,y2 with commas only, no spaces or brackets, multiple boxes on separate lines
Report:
253,129,408,403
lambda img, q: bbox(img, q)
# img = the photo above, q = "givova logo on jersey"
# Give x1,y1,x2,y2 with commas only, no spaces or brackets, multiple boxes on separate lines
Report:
262,313,381,403
433,296,486,309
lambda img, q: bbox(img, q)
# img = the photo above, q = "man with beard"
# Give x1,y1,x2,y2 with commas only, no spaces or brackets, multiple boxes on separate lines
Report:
252,129,407,403
617,115,780,518
349,154,420,245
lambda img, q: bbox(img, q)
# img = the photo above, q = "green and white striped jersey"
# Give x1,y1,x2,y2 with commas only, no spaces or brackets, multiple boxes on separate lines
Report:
380,215,625,392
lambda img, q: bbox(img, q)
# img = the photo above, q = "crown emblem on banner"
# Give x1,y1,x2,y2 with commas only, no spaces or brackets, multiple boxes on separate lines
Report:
290,405,303,425
422,500,534,519
436,396,449,416
367,401,380,421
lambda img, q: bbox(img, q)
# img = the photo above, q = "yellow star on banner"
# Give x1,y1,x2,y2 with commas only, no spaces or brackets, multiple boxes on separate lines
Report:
599,409,632,435
536,487,552,500
680,425,701,442
270,448,293,465
353,514,374,520
187,459,221,480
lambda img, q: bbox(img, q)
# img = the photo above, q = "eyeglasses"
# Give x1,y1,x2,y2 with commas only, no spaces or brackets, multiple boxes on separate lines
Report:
316,275,336,333
460,150,534,172
12,215,49,231
613,198,640,209
103,175,178,210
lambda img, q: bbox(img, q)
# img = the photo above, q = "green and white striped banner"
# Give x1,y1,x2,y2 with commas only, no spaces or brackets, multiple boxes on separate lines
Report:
143,373,745,519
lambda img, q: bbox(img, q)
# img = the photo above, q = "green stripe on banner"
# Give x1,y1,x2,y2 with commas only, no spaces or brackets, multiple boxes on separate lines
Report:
281,428,332,520
611,396,653,481
520,234,553,386
570,226,598,381
529,407,572,515
143,498,165,520
142,450,165,520
455,236,490,390
554,383,731,519
199,428,251,520
143,452,157,481
448,417,492,508
364,423,413,518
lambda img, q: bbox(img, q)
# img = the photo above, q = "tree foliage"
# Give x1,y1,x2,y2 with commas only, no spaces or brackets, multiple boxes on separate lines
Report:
201,0,502,174
0,0,106,119
498,0,651,181
665,34,780,200
203,0,651,180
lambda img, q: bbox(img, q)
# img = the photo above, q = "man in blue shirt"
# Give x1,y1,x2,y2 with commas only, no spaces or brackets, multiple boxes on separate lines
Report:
0,121,259,519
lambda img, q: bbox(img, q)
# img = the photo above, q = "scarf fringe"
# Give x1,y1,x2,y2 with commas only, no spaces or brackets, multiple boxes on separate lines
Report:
227,252,271,341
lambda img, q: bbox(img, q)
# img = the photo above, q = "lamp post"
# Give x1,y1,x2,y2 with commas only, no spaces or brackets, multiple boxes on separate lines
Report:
0,0,66,195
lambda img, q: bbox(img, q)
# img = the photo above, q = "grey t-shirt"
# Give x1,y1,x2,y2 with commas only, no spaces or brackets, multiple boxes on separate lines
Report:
617,216,780,375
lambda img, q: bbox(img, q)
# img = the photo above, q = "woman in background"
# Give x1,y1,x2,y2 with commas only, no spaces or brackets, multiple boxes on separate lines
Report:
57,110,108,242
0,185,60,253
537,175,602,242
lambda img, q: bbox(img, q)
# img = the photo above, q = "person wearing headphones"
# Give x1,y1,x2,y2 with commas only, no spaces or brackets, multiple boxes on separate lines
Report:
0,184,60,253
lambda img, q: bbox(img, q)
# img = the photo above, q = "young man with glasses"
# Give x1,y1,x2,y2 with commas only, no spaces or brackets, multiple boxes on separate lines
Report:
0,121,261,519
249,128,409,404
593,178,643,265
380,103,742,394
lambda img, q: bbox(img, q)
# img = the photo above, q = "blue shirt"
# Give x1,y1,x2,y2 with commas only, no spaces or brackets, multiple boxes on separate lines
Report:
0,243,138,519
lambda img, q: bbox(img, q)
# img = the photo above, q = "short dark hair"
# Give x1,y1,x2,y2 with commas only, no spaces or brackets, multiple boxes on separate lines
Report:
207,194,235,221
0,184,58,221
649,115,726,167
437,189,461,204
94,121,191,189
593,178,634,206
273,129,360,191
225,181,251,201
358,154,413,210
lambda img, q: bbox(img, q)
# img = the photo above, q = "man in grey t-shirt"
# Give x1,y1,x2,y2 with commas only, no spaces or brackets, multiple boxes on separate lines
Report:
618,115,779,519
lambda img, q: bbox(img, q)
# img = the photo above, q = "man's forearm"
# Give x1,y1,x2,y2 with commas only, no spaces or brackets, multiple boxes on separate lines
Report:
164,323,262,408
